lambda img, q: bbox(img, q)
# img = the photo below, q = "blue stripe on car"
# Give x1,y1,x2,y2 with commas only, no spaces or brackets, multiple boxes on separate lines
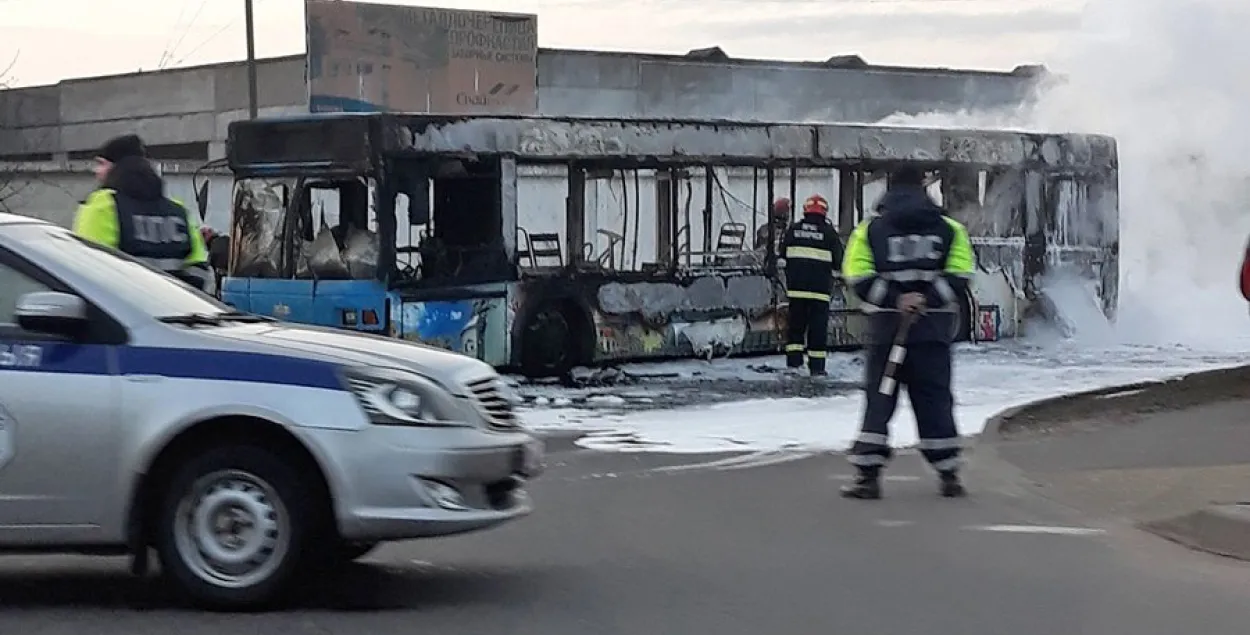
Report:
0,343,343,390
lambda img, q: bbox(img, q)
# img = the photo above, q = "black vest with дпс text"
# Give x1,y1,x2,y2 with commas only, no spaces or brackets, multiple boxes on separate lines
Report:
114,193,193,269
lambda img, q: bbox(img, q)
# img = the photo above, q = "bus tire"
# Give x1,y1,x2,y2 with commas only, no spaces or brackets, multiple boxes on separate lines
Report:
520,302,589,378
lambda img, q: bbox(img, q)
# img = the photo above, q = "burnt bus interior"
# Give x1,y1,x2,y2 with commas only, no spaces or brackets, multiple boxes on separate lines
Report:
222,115,1118,369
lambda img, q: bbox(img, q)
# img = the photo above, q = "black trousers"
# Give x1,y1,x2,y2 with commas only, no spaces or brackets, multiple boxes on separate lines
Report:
785,297,830,373
846,341,961,475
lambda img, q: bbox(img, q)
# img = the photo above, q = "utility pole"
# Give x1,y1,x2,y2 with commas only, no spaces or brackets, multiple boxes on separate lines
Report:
245,0,259,119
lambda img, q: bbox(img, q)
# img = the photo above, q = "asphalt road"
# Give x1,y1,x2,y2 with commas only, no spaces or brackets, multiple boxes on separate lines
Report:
4,436,1250,634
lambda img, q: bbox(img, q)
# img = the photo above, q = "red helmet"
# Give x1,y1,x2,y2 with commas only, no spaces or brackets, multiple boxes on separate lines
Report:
771,197,791,219
802,195,829,216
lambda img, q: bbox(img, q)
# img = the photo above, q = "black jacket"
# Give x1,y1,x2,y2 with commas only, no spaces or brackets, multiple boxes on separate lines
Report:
780,213,844,300
844,185,974,345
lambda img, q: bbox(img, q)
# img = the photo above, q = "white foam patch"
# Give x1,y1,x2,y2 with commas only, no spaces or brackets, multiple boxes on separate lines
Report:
521,343,1244,453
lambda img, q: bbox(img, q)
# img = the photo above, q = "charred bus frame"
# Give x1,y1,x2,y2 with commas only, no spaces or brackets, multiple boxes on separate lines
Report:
219,113,1119,376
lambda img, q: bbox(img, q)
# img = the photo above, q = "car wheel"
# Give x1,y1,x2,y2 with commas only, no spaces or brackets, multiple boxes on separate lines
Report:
335,541,379,563
154,445,322,610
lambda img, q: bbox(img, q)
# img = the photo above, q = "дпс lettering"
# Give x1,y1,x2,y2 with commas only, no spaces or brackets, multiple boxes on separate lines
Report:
0,344,42,369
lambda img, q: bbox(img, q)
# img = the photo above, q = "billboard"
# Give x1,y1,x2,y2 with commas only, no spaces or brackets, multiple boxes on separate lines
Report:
305,0,538,114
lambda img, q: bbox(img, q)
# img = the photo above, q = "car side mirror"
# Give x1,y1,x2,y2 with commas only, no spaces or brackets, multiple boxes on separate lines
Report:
15,291,89,335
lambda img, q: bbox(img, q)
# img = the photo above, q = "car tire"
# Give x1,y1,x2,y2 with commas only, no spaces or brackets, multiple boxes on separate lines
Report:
154,445,325,610
335,541,379,563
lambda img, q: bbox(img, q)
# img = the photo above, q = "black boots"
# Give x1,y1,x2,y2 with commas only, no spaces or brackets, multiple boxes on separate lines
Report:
938,471,966,498
839,475,882,499
839,471,967,499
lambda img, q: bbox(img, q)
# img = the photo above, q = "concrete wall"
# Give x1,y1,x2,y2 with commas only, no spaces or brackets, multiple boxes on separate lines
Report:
0,49,1041,161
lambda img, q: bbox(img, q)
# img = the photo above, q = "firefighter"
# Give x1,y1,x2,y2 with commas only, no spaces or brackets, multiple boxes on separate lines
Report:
73,134,212,291
754,198,792,254
840,166,975,499
778,194,843,376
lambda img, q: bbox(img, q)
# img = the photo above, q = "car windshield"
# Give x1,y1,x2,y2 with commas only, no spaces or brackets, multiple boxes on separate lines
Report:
19,225,231,319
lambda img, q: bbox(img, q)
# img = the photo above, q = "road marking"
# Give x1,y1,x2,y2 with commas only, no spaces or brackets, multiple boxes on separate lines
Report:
649,451,777,473
715,451,816,471
650,450,815,473
965,524,1105,536
876,519,915,527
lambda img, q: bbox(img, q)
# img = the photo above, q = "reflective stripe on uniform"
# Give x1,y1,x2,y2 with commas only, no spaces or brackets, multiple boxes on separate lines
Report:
849,454,887,466
879,269,939,282
856,432,890,446
785,245,834,262
934,277,957,303
807,350,826,359
917,437,962,450
786,290,831,302
785,343,806,352
867,278,889,304
139,256,190,273
179,263,212,290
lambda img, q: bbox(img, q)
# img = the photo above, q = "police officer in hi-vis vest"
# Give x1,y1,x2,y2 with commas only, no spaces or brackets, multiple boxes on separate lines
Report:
73,134,212,292
840,166,976,500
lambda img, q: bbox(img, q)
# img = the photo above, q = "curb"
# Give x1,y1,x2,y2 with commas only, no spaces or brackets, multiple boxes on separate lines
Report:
979,363,1250,442
1140,505,1250,561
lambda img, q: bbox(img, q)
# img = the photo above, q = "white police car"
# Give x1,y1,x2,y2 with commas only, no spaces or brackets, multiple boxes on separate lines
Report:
0,213,542,609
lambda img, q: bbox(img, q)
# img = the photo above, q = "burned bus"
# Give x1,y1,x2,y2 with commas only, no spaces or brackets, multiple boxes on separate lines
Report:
215,113,1118,376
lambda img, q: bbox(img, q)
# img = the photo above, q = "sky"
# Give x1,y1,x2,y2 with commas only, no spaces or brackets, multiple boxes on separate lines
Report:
0,0,1089,87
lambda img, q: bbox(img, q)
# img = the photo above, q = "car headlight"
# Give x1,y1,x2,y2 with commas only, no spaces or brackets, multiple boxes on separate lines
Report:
341,366,470,427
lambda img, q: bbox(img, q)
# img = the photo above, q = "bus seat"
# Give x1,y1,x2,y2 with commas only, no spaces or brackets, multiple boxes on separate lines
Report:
518,230,564,268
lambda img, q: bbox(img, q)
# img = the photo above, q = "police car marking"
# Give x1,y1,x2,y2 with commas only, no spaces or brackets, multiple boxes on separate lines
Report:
0,344,343,390
0,344,41,368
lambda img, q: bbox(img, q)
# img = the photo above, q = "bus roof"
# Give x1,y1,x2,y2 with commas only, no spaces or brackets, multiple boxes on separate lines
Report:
229,112,1117,170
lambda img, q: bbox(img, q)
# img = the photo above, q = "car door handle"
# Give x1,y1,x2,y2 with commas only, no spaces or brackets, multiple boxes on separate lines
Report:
123,375,165,383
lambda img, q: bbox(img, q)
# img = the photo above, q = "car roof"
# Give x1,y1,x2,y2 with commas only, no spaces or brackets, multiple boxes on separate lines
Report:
0,212,54,227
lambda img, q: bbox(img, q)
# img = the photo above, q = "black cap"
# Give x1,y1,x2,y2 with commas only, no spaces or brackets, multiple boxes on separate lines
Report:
888,165,925,187
97,134,146,163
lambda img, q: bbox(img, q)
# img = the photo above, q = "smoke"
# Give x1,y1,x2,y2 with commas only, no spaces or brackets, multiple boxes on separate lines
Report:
882,0,1250,351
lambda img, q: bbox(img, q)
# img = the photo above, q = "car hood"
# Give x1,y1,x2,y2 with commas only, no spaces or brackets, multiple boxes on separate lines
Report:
193,322,495,394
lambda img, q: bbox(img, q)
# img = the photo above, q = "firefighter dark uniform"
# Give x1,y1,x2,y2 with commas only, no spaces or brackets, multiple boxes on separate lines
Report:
779,195,844,376
840,167,975,499
73,134,211,291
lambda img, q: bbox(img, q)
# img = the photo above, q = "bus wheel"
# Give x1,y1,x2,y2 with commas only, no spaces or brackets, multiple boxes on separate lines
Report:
521,306,576,378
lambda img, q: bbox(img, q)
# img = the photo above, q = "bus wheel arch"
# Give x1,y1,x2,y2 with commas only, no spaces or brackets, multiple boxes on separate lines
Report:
519,296,594,378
